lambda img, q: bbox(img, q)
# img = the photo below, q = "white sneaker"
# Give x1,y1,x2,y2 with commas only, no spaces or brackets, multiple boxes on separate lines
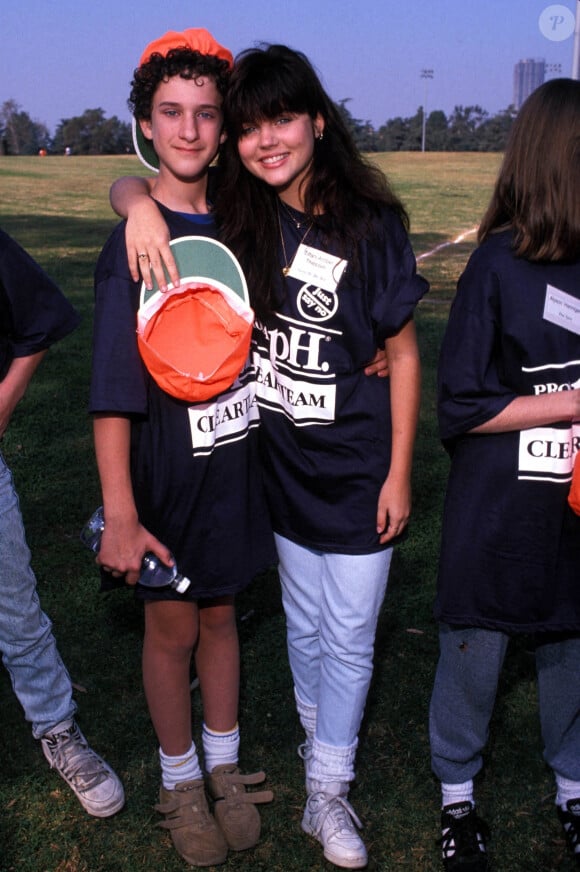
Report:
41,719,125,817
302,789,367,869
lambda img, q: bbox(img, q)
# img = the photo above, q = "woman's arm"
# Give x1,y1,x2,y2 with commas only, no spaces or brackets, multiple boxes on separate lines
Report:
109,176,178,290
377,318,421,544
93,413,173,584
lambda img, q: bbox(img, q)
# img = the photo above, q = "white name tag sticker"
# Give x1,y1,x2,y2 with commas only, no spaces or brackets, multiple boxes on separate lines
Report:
288,244,347,292
543,284,580,336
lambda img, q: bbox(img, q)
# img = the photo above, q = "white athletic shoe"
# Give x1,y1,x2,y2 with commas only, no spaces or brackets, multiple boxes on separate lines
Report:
302,787,367,869
41,719,125,817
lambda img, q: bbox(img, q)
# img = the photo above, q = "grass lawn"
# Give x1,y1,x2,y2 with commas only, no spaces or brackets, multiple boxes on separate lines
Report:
0,154,574,871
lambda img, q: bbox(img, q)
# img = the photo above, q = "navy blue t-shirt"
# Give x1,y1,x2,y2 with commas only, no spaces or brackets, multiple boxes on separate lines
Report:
90,204,275,598
436,230,580,632
0,229,80,379
253,204,428,553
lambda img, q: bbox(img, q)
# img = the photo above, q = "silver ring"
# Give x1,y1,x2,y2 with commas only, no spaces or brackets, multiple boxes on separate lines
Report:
138,252,148,259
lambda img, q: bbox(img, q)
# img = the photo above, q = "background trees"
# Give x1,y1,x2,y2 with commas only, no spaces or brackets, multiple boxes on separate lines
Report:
52,108,132,156
0,100,51,155
0,97,515,155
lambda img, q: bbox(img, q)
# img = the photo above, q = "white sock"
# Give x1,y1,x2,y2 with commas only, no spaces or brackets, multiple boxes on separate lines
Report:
159,741,203,790
294,688,317,740
441,780,475,809
202,722,239,773
555,773,580,808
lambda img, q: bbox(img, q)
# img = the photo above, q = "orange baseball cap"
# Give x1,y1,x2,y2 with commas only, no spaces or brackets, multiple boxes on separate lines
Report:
139,28,233,68
137,236,254,403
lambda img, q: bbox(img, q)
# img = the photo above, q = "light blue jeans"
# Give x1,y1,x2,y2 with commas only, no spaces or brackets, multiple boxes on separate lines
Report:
430,623,580,784
275,534,392,756
0,452,76,738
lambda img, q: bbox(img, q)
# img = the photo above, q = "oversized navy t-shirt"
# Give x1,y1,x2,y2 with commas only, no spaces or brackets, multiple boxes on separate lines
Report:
253,204,428,553
436,230,580,633
90,205,275,598
0,229,80,379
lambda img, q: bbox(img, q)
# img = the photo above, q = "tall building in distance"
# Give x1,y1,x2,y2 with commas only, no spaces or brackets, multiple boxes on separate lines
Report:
513,59,546,109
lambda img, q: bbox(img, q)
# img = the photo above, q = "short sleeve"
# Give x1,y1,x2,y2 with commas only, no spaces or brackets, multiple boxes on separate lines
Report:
0,229,80,360
367,210,428,345
437,246,515,441
89,226,148,415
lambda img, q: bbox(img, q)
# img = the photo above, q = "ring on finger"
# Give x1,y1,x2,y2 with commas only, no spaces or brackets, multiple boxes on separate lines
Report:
138,252,148,260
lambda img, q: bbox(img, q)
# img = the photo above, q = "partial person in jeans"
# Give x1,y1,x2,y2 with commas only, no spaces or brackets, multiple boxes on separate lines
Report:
0,227,124,818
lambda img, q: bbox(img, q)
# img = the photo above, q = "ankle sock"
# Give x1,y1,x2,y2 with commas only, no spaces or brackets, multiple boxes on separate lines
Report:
202,722,239,773
441,779,475,808
555,773,580,808
159,741,203,790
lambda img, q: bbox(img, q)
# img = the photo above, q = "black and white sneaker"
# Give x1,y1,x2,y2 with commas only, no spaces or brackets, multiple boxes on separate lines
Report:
440,801,489,870
557,798,580,866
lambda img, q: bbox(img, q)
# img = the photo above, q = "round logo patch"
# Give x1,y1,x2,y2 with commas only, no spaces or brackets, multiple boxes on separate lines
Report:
297,284,338,322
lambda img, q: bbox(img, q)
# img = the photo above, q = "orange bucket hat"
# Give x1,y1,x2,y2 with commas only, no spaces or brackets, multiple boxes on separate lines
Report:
133,28,233,172
137,236,253,402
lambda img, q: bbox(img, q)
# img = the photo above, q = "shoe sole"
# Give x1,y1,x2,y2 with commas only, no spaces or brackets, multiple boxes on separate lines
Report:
80,794,126,818
302,822,367,869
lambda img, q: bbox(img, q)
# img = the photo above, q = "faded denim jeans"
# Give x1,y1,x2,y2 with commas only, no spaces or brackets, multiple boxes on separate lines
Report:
275,533,392,765
0,452,76,738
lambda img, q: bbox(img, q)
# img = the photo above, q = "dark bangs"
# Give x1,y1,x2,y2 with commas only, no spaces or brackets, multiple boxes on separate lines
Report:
225,45,322,136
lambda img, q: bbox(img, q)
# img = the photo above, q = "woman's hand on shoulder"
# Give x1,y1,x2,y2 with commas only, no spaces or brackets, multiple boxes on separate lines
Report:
110,175,179,290
125,197,178,291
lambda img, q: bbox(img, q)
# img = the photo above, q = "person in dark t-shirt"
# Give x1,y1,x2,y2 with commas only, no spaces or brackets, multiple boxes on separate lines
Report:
430,79,580,871
109,41,426,870
0,228,124,818
90,30,274,867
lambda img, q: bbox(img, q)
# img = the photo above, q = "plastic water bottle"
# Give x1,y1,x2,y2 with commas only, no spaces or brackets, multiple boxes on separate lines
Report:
80,506,191,594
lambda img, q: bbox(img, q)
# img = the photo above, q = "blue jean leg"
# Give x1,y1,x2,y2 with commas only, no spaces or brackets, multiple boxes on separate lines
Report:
275,534,392,749
536,635,580,781
0,453,75,738
429,624,508,784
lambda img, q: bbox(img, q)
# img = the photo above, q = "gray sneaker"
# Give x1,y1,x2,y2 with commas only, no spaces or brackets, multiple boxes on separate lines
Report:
41,719,124,817
302,788,367,869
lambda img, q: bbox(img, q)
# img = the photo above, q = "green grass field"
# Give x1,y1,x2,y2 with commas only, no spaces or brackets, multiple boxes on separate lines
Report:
0,154,574,871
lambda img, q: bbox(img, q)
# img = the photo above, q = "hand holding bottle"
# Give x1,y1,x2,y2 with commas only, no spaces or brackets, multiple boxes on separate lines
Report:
81,507,191,593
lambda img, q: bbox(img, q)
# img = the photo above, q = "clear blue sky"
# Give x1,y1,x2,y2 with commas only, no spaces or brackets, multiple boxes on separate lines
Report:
1,0,578,134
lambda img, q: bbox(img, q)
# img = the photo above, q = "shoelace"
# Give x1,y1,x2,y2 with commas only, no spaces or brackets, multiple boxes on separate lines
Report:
44,725,107,790
309,792,363,837
441,814,488,859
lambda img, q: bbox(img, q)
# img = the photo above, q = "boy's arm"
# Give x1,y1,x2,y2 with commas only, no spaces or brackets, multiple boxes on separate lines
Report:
93,413,173,584
0,351,46,437
109,176,179,291
376,319,421,544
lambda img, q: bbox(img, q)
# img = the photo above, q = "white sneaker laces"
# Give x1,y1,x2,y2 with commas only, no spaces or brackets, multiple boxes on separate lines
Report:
43,723,108,790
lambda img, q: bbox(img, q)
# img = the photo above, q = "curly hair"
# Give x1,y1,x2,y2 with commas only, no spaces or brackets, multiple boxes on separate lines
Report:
217,44,408,318
478,78,580,262
129,48,231,120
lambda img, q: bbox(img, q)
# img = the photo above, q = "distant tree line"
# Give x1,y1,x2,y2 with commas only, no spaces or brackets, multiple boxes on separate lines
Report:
337,99,517,152
0,100,132,156
0,97,516,157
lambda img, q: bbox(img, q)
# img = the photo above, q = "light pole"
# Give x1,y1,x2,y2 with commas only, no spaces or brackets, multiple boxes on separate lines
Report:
420,69,434,152
573,0,580,79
